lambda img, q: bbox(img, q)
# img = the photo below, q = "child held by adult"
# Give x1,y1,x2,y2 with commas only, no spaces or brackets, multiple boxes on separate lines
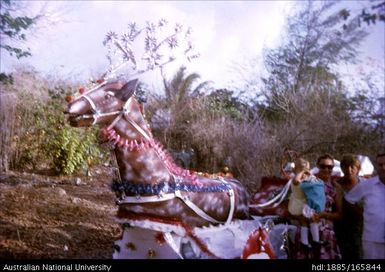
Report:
288,158,326,248
311,154,342,259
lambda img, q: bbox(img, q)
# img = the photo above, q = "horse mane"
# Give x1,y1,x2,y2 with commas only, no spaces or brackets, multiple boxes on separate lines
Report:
150,139,197,180
101,124,198,182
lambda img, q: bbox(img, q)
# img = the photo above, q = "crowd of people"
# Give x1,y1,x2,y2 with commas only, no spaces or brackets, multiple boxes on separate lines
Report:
286,153,385,260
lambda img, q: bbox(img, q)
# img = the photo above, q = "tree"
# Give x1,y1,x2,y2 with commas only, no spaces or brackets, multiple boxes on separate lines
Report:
206,88,250,121
261,1,367,110
339,1,385,27
162,66,211,105
0,0,42,84
255,0,381,158
154,66,211,148
0,0,40,59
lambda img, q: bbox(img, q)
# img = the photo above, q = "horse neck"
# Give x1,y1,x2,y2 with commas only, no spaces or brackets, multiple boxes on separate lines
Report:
100,110,196,184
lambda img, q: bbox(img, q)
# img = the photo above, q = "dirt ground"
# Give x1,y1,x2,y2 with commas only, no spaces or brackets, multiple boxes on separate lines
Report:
0,166,122,259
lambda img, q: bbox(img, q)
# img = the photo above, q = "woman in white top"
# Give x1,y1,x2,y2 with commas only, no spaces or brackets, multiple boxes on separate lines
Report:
345,153,385,259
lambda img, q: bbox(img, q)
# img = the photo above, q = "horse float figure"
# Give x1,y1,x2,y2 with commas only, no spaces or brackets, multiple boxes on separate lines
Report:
64,79,296,259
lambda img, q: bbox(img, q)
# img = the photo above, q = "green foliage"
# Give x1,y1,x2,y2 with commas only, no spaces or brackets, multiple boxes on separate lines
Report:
1,44,31,59
0,0,38,59
47,126,101,175
205,89,247,120
4,69,104,175
154,66,212,150
0,73,13,84
41,91,104,175
252,0,383,159
261,1,368,113
340,1,385,27
163,66,211,105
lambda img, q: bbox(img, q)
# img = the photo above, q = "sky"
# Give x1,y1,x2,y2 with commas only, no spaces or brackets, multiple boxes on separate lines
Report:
1,1,384,94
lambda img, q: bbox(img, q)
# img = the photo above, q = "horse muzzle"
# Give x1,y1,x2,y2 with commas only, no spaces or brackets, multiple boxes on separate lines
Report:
66,113,95,127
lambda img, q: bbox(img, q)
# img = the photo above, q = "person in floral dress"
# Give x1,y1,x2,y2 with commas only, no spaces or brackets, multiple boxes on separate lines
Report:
293,154,342,259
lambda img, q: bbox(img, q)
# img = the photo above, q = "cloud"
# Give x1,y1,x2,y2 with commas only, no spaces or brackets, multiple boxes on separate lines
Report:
5,0,382,95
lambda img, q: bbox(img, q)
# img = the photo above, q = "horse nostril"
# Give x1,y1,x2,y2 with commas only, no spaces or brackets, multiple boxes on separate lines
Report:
63,106,75,115
63,108,74,115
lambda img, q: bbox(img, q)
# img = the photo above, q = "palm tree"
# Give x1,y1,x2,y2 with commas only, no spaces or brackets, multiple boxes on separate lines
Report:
155,66,212,150
162,66,212,106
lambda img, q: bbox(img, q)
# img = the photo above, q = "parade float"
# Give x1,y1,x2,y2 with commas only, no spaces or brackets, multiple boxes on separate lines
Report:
63,19,304,259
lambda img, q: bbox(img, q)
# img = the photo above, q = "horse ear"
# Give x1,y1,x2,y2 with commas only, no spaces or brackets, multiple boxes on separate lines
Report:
116,79,138,102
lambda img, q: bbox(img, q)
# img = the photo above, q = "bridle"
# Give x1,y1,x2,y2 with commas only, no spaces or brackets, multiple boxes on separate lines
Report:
77,84,131,127
77,84,152,141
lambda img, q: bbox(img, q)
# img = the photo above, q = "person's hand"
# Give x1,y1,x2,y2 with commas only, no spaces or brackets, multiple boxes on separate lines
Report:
299,169,311,179
317,212,331,221
313,212,324,222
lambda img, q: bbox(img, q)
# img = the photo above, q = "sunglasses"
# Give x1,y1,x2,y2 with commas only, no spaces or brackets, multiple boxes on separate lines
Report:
319,164,334,170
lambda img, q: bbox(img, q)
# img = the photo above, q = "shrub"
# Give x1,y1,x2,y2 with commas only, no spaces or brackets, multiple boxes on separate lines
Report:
47,125,102,175
1,68,104,175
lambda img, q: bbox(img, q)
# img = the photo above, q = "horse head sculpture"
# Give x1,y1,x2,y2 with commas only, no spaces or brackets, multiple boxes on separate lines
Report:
64,79,250,227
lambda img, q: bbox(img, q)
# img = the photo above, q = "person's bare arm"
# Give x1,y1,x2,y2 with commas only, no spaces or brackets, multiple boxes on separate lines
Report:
292,170,310,185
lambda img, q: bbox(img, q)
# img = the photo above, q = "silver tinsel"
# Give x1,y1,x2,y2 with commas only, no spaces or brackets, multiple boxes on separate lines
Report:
102,19,200,81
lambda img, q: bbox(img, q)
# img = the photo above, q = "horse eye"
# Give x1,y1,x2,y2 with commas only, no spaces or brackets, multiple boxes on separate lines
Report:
105,91,115,99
